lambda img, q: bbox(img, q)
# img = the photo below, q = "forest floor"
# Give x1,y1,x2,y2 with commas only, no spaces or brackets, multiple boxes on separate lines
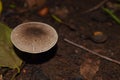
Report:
0,0,120,80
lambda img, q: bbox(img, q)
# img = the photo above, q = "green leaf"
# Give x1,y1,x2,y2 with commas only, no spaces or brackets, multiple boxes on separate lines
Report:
0,23,22,69
51,14,63,23
102,7,120,24
9,4,16,8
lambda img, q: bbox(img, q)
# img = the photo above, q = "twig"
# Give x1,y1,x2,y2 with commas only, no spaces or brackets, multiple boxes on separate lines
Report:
64,38,120,65
82,0,108,14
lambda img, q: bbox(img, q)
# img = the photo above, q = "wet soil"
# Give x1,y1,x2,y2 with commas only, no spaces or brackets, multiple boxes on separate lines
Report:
0,0,120,80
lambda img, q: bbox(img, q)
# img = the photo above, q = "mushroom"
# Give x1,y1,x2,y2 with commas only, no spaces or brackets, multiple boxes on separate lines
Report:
11,22,58,53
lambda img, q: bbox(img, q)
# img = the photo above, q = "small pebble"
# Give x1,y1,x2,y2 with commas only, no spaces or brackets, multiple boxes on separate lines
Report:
91,31,108,43
38,7,49,16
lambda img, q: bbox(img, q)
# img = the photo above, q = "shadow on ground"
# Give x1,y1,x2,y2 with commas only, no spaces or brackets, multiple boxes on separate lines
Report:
14,45,58,64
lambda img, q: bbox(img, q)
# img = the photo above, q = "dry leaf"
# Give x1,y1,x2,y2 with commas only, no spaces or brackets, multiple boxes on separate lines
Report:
50,7,69,19
26,0,36,8
26,0,46,8
94,76,103,80
0,74,3,80
80,58,100,80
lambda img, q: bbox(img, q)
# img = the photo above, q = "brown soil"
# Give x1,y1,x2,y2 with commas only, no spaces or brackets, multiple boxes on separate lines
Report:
0,0,120,80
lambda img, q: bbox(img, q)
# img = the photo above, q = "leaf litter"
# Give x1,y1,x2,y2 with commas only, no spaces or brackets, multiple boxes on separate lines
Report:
80,54,100,80
25,0,46,8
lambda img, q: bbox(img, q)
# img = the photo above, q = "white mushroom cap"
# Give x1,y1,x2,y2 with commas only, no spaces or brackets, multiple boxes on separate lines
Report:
11,22,58,53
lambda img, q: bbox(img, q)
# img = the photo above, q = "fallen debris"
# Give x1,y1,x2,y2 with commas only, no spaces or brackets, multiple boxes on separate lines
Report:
25,0,46,8
102,7,120,24
82,0,108,14
0,74,3,80
64,38,120,65
50,7,69,19
91,31,108,43
80,57,100,80
51,14,76,31
38,7,49,16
